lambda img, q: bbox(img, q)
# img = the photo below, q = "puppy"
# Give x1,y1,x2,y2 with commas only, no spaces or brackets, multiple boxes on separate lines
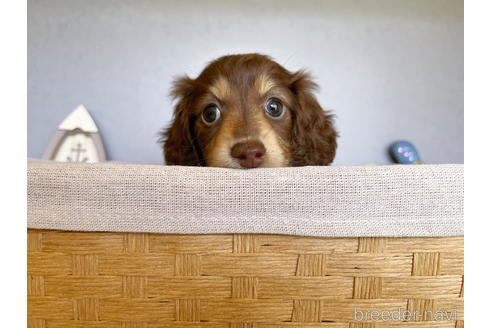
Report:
162,53,337,168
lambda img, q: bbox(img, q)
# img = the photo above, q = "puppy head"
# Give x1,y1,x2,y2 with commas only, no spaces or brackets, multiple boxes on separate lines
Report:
162,54,337,168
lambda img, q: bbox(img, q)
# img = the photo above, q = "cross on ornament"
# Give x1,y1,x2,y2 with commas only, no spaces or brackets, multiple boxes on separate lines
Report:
67,143,88,162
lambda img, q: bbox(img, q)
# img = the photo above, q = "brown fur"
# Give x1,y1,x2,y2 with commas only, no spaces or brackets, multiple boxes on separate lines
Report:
161,53,337,168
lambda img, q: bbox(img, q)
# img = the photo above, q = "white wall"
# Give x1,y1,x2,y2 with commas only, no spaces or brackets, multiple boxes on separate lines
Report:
28,0,463,165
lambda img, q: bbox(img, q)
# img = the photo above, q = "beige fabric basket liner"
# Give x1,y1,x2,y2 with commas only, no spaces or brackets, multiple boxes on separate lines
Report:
27,161,463,237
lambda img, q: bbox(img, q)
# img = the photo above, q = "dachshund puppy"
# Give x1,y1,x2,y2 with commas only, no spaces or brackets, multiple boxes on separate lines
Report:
162,53,337,168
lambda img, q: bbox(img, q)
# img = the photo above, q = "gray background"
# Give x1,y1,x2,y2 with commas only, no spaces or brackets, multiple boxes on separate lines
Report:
28,0,463,165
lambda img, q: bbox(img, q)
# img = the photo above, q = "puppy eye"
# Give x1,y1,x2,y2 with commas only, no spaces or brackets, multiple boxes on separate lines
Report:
264,98,284,118
202,105,221,124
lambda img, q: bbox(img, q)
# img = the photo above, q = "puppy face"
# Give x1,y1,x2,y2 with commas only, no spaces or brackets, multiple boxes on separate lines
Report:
162,54,337,168
194,72,294,168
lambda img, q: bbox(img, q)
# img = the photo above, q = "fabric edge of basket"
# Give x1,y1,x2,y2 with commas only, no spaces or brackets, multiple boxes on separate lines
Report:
27,217,463,237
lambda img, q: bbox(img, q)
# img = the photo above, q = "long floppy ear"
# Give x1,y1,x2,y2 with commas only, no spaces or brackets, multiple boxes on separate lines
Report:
161,76,204,166
289,70,338,166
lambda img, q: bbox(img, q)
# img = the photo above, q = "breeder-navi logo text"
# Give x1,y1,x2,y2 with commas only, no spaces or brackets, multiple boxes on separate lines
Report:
354,307,457,322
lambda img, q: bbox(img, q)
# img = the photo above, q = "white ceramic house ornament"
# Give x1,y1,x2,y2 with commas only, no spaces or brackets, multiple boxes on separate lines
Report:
42,105,106,162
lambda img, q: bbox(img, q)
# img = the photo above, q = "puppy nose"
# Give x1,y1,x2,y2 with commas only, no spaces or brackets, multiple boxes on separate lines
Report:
231,141,266,168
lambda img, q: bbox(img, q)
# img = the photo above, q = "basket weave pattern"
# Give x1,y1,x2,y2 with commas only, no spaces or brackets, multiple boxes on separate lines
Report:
28,229,463,328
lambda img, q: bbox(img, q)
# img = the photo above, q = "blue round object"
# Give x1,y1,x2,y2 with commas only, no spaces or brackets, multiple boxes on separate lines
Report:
389,140,421,164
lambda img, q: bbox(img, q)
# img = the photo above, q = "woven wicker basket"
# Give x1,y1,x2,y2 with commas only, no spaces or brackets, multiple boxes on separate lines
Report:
28,230,463,327
27,161,464,327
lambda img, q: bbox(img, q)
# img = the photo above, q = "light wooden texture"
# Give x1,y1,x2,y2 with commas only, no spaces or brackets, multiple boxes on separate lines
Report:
27,230,464,327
